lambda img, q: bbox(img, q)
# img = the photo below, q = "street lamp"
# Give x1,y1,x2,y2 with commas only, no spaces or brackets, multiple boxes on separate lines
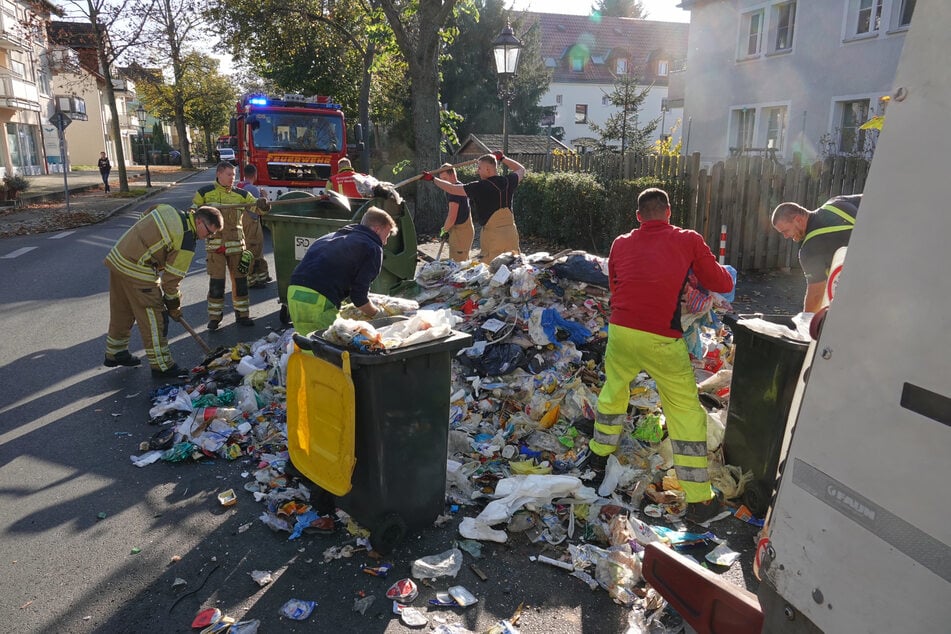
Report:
135,104,152,187
492,22,522,156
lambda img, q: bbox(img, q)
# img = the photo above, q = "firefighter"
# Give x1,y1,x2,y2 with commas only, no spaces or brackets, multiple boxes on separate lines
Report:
287,207,397,335
591,188,734,524
237,164,271,288
427,152,525,262
328,157,363,198
103,205,222,377
192,161,271,330
771,194,861,313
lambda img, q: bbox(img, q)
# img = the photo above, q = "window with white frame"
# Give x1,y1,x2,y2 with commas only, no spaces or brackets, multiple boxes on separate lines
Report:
571,56,584,72
555,94,563,105
847,0,883,37
616,58,628,74
891,0,915,29
657,60,669,76
770,2,796,53
837,99,871,154
575,104,588,124
731,108,756,151
602,95,611,106
740,9,764,57
764,106,787,150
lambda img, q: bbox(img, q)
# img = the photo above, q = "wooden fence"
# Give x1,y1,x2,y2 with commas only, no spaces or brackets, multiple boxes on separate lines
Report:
513,151,869,271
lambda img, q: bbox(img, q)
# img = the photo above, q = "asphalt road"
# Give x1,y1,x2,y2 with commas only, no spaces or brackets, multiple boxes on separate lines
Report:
0,173,775,633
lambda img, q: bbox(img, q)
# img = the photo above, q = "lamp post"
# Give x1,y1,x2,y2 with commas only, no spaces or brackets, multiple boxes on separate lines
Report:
135,104,152,188
492,22,522,156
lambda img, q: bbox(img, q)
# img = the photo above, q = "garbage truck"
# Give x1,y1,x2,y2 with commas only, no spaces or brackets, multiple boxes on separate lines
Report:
642,4,951,632
230,93,363,200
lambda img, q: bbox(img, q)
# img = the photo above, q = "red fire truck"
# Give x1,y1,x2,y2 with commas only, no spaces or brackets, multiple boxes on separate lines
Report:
231,94,359,199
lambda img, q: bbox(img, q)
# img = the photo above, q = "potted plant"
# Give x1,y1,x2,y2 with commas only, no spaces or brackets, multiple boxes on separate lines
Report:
2,174,29,200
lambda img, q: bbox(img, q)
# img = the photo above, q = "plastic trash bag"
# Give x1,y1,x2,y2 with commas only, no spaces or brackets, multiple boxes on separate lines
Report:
550,253,609,287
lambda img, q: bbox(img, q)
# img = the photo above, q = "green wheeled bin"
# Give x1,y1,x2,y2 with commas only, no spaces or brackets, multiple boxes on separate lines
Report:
722,314,809,516
264,191,418,325
287,328,472,553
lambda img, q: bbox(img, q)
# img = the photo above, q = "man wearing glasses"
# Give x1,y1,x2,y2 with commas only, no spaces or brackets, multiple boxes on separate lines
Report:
103,204,223,378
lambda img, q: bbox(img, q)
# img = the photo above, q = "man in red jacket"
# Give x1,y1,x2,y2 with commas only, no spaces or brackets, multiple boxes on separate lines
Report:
590,188,734,524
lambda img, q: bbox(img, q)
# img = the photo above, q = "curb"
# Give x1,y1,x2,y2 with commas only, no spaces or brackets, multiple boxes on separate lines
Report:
97,169,208,221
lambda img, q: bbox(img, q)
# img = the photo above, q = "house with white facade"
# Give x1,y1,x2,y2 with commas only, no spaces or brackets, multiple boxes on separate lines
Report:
47,20,139,168
526,12,689,153
678,0,916,164
0,0,59,177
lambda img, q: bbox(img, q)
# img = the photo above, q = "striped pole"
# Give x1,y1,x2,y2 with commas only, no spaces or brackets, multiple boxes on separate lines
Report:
719,224,727,264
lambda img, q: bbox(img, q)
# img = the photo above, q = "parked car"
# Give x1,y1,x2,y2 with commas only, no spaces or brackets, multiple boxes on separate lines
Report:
169,149,182,165
216,147,236,164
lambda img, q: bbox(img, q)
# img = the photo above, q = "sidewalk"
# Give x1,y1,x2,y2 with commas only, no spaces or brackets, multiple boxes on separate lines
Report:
0,167,204,238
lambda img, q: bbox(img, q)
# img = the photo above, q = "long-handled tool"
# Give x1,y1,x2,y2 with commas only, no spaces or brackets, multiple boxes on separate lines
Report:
435,235,448,261
173,315,212,356
392,158,480,189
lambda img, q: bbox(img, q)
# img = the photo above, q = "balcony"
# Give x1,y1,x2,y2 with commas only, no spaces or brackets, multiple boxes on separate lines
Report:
0,13,28,52
0,69,38,111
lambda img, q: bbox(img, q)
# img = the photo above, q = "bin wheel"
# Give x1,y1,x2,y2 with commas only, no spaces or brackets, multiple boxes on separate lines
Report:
743,480,772,517
280,304,291,326
372,513,407,555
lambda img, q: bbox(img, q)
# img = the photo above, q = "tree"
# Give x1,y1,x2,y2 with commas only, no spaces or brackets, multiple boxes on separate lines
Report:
442,1,551,143
377,0,461,227
133,53,236,163
588,73,659,161
52,0,155,192
591,0,646,18
208,0,391,174
136,0,208,168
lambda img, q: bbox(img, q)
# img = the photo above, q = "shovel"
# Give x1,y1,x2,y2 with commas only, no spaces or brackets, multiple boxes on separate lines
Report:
392,158,480,189
172,315,212,356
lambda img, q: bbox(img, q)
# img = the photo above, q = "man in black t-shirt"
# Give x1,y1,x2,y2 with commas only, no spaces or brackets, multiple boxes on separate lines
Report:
426,152,526,262
771,194,861,312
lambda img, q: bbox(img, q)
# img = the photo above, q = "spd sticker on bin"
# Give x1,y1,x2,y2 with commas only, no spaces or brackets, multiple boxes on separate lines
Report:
294,236,319,260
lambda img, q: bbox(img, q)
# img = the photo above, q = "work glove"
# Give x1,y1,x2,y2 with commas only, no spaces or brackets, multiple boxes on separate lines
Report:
164,296,182,320
493,151,505,162
439,228,450,239
256,197,271,212
421,171,434,182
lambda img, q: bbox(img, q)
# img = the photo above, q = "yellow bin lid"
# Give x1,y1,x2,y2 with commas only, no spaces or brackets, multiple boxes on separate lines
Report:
286,345,356,495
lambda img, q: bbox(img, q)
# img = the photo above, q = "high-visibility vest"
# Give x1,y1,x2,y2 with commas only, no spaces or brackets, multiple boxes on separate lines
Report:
800,203,856,247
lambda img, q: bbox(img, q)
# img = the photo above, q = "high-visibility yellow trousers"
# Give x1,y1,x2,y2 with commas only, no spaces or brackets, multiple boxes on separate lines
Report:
591,323,714,503
287,285,338,336
242,210,269,284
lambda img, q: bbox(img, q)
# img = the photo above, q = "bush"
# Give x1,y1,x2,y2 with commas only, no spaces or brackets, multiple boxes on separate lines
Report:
516,172,683,254
3,174,30,193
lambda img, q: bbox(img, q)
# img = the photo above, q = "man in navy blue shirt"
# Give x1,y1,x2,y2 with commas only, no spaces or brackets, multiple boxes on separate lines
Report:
287,207,398,334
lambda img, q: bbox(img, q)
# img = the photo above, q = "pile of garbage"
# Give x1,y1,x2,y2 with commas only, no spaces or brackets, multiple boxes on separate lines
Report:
134,248,761,630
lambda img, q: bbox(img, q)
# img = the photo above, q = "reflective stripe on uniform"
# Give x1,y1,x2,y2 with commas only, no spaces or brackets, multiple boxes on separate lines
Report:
671,439,707,457
590,412,625,456
673,464,710,485
801,203,856,247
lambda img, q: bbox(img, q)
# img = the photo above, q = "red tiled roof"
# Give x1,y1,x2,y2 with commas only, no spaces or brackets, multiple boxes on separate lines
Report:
522,12,688,84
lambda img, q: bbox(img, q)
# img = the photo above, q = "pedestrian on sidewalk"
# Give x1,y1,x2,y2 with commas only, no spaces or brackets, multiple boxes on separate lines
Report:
590,187,734,524
237,164,271,288
192,161,271,331
103,204,222,377
98,151,111,193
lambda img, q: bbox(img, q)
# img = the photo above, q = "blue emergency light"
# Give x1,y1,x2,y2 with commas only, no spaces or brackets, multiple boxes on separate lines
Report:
248,97,268,105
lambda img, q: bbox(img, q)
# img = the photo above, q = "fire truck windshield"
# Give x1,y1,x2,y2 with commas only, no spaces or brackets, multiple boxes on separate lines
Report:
251,113,343,152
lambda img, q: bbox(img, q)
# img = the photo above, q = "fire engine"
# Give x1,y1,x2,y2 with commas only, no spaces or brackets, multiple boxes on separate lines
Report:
230,94,360,199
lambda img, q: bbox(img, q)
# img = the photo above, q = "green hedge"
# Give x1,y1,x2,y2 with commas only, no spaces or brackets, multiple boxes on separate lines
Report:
514,172,690,255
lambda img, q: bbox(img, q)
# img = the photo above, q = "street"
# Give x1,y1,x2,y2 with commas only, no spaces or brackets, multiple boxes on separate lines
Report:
0,172,650,633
